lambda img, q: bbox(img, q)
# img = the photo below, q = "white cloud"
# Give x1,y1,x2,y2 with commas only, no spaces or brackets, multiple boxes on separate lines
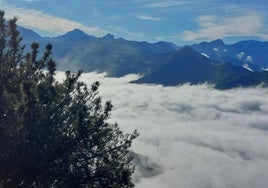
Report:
136,15,163,21
57,71,268,188
3,6,107,37
182,11,268,41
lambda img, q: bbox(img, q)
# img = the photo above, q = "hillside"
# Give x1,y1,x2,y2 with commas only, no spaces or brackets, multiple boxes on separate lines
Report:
134,47,268,89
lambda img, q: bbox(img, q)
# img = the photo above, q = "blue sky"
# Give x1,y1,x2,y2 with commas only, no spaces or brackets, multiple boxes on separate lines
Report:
1,0,268,45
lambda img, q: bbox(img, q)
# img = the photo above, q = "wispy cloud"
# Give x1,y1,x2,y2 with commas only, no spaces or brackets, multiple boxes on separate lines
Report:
154,35,183,42
108,26,144,40
16,0,44,2
145,0,219,9
182,11,268,41
3,6,107,37
136,15,164,21
145,0,183,8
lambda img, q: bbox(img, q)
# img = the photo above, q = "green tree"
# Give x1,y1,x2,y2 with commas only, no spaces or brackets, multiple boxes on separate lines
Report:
0,11,138,187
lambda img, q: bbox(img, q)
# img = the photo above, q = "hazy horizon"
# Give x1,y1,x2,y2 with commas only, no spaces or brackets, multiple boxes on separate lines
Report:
20,26,268,46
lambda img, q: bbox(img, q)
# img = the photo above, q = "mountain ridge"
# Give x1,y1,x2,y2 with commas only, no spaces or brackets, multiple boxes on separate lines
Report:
133,47,268,89
17,26,268,89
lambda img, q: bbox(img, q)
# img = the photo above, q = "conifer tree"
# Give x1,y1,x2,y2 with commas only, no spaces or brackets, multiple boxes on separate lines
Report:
0,11,138,187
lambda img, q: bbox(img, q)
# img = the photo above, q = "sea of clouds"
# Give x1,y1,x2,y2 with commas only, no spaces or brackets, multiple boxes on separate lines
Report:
57,72,268,188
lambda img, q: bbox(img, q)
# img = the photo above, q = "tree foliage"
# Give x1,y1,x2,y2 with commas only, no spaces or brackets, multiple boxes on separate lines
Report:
0,11,138,187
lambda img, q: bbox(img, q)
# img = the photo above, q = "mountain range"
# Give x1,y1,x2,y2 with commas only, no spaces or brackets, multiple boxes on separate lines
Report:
18,26,268,89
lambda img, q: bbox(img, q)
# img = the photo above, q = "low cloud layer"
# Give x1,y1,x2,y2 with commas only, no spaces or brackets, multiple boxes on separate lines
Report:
58,72,268,188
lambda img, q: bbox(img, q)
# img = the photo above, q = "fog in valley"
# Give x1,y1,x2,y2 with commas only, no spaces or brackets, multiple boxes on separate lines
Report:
57,72,268,188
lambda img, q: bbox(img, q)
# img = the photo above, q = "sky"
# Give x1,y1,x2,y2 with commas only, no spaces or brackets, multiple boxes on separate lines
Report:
1,0,268,45
55,71,268,188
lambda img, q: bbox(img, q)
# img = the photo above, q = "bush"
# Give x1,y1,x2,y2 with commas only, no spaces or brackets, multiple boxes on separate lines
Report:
0,11,138,187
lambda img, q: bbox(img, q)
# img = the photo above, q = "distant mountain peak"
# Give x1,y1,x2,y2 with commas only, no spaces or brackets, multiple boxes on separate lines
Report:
18,26,42,40
210,39,225,46
174,46,204,58
67,28,87,35
60,28,90,39
102,33,114,40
